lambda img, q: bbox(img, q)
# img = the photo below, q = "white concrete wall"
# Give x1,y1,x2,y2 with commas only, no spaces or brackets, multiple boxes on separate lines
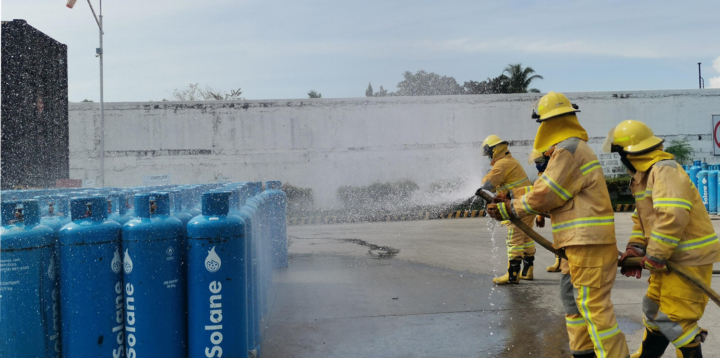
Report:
69,89,720,206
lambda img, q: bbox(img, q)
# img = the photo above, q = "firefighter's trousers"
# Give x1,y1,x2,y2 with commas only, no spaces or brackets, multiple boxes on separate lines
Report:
642,264,713,348
504,215,537,260
560,244,630,358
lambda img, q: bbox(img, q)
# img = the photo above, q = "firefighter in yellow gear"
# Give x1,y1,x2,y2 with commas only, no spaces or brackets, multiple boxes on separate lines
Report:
606,120,720,358
478,134,537,284
530,148,563,273
487,92,629,358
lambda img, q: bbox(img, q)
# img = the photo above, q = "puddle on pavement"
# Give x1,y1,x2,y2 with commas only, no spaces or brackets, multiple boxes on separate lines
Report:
278,233,645,357
265,251,588,357
490,283,571,357
341,238,400,259
494,285,644,357
616,316,643,335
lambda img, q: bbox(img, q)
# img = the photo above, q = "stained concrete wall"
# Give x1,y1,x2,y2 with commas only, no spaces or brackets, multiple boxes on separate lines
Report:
69,89,720,206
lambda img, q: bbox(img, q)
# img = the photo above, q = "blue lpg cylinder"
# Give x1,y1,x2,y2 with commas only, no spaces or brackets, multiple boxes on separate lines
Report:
1,200,21,230
717,166,720,216
189,186,203,217
171,189,193,231
0,200,60,358
227,186,241,216
187,192,247,358
252,189,272,321
108,192,133,225
225,183,260,354
121,190,134,218
58,197,124,357
122,193,187,357
1,190,17,202
171,189,193,270
246,184,269,318
698,164,710,211
264,181,288,269
35,195,53,217
237,184,261,354
688,160,702,191
710,165,719,215
180,186,200,217
40,195,71,232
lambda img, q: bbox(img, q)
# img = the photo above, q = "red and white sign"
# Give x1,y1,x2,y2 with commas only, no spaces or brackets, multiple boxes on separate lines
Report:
713,115,720,156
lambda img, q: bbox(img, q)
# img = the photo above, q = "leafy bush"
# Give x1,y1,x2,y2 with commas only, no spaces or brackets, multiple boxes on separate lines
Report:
664,140,693,165
605,175,632,201
428,178,465,194
282,183,314,213
337,180,420,211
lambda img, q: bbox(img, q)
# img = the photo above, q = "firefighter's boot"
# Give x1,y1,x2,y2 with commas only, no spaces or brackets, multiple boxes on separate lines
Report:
493,259,521,285
676,342,702,358
521,256,534,280
676,330,706,358
572,353,596,358
547,255,562,272
630,328,669,358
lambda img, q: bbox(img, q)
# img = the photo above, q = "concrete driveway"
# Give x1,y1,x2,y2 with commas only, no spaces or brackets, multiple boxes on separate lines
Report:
261,213,720,357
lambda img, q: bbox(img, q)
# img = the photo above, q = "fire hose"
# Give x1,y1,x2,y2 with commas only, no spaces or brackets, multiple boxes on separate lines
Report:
476,189,720,307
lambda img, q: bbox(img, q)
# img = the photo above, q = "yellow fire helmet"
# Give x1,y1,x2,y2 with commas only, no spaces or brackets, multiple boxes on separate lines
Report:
531,91,580,122
482,134,507,157
528,149,544,164
602,120,664,154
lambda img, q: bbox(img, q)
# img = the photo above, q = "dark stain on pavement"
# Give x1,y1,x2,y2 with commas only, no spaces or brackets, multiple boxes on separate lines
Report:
342,238,400,259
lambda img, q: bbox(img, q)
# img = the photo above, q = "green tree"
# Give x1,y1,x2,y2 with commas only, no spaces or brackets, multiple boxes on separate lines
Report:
395,70,463,96
308,90,322,98
374,86,388,97
365,83,373,97
502,63,543,93
81,99,94,102
463,75,510,94
664,139,693,164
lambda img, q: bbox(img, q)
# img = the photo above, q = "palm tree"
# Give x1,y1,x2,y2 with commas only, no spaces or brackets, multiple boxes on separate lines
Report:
502,63,543,93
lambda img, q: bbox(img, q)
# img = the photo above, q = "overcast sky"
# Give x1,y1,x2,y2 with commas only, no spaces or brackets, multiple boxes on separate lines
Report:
3,0,719,102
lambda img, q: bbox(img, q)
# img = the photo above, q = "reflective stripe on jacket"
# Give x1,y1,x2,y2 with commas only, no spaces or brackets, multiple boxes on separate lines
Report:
627,160,720,266
511,137,616,248
481,151,533,198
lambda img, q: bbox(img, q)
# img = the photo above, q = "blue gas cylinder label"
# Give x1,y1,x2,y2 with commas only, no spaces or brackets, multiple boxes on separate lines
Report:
204,247,224,357
205,247,222,272
0,257,30,278
122,238,185,356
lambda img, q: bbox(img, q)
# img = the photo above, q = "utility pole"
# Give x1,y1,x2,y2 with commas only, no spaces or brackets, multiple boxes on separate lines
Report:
698,62,705,89
98,0,104,187
83,0,105,187
67,0,105,187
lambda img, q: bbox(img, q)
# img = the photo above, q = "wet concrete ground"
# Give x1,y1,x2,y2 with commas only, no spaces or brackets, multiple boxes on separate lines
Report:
261,213,720,357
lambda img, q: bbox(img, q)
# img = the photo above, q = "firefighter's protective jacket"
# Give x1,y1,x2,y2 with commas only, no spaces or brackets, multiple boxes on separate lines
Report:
628,159,720,266
507,137,617,248
481,149,533,198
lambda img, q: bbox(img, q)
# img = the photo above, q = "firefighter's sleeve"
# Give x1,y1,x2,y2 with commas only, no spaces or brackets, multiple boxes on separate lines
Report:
480,160,509,192
511,149,581,219
628,210,647,250
646,168,692,264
